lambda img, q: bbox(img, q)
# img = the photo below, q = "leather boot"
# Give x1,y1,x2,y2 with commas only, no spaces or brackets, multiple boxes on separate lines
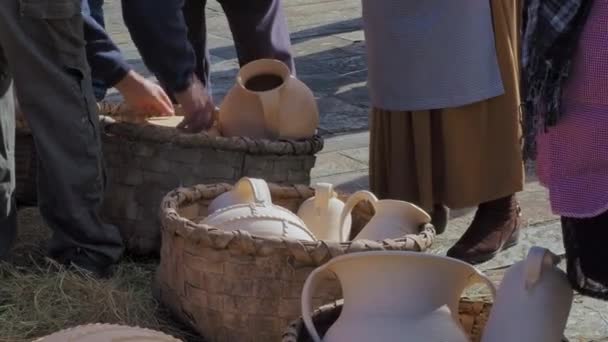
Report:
430,204,449,235
447,195,521,264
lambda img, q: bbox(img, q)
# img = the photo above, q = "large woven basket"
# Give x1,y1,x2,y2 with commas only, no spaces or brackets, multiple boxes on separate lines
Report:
15,102,323,255
157,183,435,342
282,298,493,342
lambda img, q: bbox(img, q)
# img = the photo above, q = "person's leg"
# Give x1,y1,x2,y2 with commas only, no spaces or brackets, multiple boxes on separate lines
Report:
0,47,17,260
0,0,123,275
219,0,295,74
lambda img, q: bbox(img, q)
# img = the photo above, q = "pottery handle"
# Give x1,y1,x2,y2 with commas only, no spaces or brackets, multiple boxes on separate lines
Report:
236,177,272,204
339,191,378,242
258,90,281,139
301,264,334,342
467,271,497,300
314,183,334,212
524,246,559,290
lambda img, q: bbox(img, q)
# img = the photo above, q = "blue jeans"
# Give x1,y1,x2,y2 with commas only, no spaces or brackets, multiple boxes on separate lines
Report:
82,0,107,101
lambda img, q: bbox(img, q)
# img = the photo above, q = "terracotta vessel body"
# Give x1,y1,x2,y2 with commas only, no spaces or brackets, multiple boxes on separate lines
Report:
219,59,319,140
481,247,573,342
207,177,272,214
340,191,431,241
35,324,181,341
302,251,496,342
297,183,351,242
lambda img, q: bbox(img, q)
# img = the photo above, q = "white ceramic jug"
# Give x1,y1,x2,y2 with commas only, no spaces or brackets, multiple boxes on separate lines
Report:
481,247,573,342
339,191,431,241
297,183,352,242
207,177,273,214
302,251,496,342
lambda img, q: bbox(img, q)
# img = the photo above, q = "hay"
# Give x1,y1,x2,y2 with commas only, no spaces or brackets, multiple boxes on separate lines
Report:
0,208,202,342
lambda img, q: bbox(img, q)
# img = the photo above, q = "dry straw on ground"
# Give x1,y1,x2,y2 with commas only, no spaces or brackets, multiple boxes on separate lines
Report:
0,208,200,342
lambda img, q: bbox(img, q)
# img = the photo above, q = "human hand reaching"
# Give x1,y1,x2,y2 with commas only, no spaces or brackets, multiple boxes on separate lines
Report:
114,70,175,118
173,74,215,133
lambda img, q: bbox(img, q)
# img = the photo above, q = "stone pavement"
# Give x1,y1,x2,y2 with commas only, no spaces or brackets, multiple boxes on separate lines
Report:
100,0,607,339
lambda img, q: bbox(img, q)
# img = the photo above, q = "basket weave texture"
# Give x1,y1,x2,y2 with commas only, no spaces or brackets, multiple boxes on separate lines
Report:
282,298,493,342
15,102,323,255
157,183,435,342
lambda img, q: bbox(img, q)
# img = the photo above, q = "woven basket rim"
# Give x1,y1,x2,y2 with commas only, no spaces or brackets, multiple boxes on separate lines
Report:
98,102,324,155
160,182,436,266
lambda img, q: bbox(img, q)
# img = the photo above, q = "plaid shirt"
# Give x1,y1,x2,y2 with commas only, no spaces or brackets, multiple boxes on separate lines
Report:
521,0,594,160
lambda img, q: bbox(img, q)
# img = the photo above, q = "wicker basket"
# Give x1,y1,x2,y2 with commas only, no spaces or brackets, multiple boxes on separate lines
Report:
14,102,323,255
157,183,436,342
282,298,493,342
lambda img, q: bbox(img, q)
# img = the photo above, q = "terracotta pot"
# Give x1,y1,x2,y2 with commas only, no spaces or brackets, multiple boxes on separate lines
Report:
481,247,573,342
297,183,352,242
301,251,496,342
339,191,431,241
219,59,319,140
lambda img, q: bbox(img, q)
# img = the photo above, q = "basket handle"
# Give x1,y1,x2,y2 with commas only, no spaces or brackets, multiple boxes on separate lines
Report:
339,190,378,241
301,262,336,342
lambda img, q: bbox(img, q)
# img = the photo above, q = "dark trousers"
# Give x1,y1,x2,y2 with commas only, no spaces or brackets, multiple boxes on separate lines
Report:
82,0,108,101
0,0,123,265
182,0,295,93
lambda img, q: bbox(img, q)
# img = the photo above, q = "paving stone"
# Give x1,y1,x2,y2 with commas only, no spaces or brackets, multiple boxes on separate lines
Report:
317,96,369,134
320,131,369,153
311,170,369,194
310,152,367,178
339,147,368,164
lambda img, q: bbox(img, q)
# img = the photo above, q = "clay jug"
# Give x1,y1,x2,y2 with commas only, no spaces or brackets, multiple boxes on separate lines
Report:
302,251,497,342
35,324,182,341
297,183,352,242
208,177,273,214
219,59,319,140
339,191,431,241
481,247,573,342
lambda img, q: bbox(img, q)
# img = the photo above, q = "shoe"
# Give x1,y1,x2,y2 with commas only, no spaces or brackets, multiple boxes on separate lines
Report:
49,248,115,279
447,195,521,264
430,204,449,235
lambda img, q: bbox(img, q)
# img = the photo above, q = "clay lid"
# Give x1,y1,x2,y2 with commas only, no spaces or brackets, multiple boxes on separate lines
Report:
34,324,183,341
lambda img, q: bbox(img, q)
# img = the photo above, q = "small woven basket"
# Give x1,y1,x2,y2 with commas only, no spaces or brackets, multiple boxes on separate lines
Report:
157,182,435,342
282,298,493,342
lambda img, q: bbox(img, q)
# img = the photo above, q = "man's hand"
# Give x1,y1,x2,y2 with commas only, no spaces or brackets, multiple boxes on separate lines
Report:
114,70,175,117
173,74,215,133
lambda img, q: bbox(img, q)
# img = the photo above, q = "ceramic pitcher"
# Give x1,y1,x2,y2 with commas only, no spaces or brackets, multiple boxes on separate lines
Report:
339,191,431,241
207,177,273,214
297,183,352,242
302,251,497,342
219,59,319,140
481,247,573,342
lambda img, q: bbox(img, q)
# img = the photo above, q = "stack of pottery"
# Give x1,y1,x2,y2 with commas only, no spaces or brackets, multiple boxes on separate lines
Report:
205,178,434,243
294,246,574,342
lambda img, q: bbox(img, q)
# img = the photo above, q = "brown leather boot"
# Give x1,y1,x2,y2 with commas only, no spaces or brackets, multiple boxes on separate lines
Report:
447,195,521,264
430,204,449,235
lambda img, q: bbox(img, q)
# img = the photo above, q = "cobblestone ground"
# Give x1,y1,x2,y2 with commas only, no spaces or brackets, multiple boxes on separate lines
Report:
96,1,608,340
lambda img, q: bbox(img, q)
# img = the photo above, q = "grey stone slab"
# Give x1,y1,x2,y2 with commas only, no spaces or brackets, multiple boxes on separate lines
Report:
320,131,369,153
339,147,368,165
292,36,358,60
311,170,369,194
335,30,365,42
311,151,367,178
318,55,367,76
317,96,369,134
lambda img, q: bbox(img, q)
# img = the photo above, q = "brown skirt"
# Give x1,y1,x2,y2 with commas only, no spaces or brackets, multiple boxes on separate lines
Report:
369,0,524,212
